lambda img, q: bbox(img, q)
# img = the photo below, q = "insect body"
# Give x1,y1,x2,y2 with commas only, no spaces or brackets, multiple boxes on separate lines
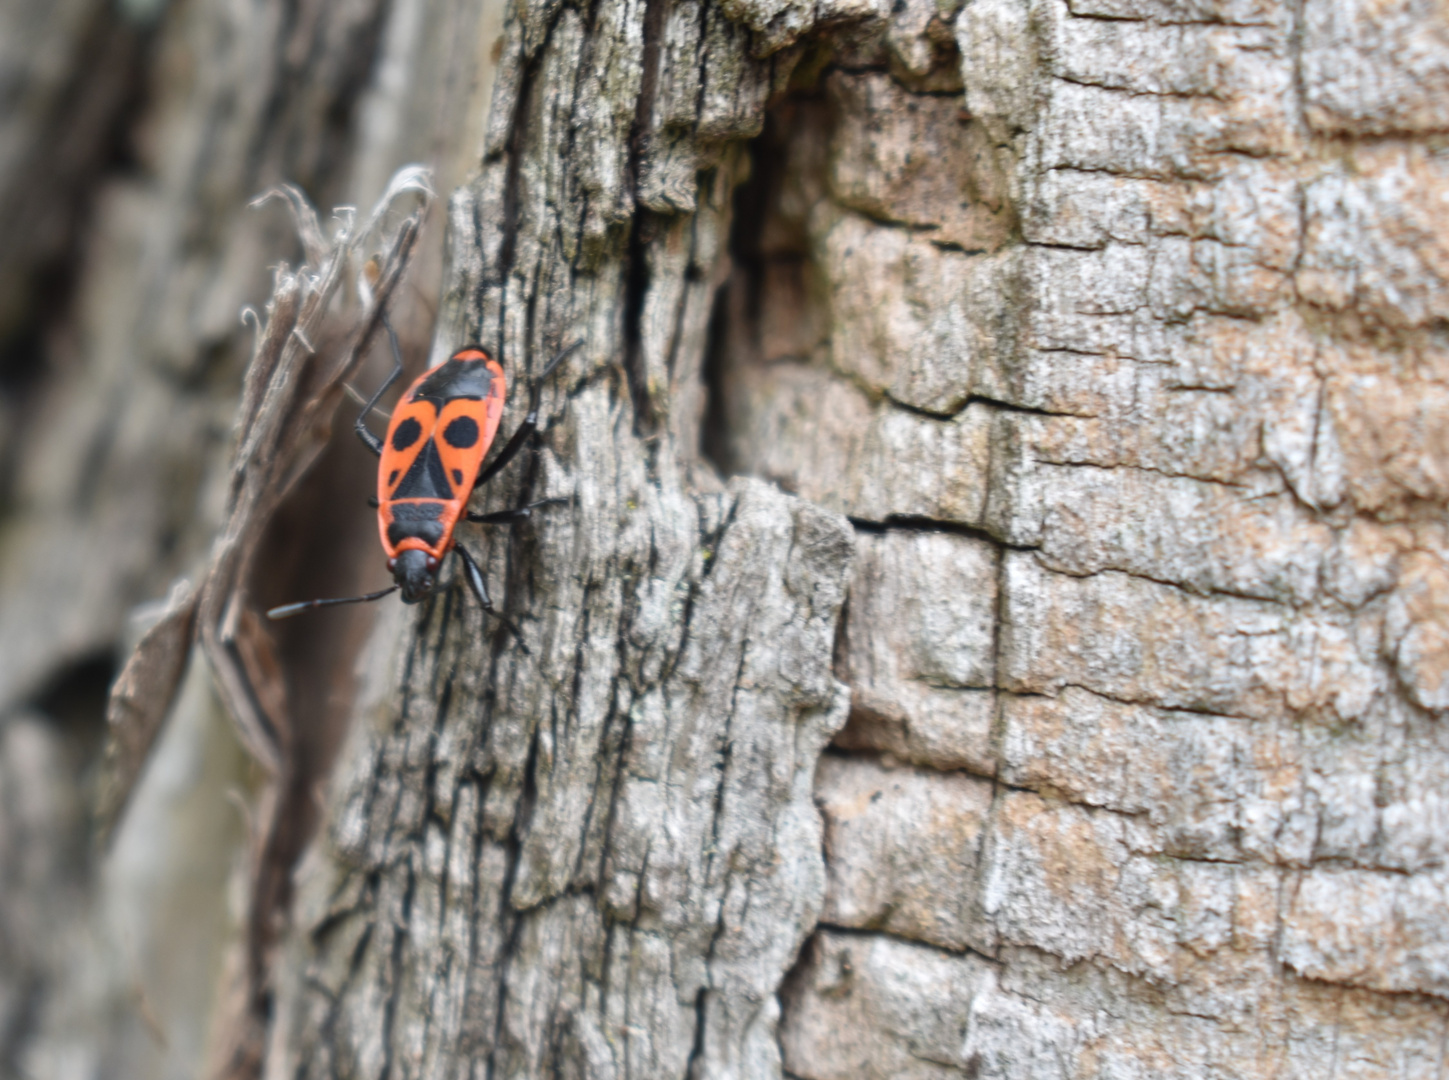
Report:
267,320,576,636
375,346,507,603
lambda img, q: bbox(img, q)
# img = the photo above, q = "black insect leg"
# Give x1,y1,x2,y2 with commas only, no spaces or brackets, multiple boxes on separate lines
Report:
472,340,582,490
455,545,529,653
355,313,406,457
467,497,567,524
267,585,399,621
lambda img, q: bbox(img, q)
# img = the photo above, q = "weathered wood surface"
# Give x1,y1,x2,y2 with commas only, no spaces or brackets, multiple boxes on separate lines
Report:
2,0,1448,1076
268,478,851,1079
728,2,1449,1076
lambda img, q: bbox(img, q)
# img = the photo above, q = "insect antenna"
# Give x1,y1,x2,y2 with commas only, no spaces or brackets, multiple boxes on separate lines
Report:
266,586,399,620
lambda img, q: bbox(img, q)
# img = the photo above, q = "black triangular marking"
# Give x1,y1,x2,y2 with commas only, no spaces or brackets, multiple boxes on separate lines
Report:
394,438,454,499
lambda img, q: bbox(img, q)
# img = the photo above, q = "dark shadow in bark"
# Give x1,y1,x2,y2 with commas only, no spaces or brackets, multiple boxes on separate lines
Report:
699,65,834,480
0,3,153,514
30,652,114,758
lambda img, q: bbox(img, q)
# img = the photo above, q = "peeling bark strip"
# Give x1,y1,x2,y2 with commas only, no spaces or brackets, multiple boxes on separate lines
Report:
101,170,430,802
91,169,435,1080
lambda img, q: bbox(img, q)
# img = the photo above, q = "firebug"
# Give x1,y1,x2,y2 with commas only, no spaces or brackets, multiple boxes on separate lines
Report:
267,317,577,642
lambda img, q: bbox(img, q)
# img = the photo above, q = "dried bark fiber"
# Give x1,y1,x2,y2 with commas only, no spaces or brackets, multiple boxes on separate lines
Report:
0,0,494,1075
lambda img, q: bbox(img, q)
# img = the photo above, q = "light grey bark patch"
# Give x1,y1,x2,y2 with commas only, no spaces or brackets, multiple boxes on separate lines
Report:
825,71,1015,252
1384,551,1449,714
1301,0,1449,136
727,362,996,524
271,478,852,1079
961,942,1449,1079
834,527,999,774
1282,865,1449,997
845,529,998,691
781,928,996,1080
955,0,1042,143
882,0,963,92
1033,465,1330,605
817,755,995,951
1000,551,1389,723
817,213,1018,416
1299,148,1449,333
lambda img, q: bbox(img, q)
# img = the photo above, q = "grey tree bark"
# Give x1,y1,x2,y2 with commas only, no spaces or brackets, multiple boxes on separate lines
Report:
1,0,1448,1078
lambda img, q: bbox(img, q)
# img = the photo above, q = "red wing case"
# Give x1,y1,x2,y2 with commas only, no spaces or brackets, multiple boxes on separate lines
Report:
377,347,506,561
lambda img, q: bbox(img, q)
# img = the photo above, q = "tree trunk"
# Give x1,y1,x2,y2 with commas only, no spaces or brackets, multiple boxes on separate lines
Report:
3,0,1449,1078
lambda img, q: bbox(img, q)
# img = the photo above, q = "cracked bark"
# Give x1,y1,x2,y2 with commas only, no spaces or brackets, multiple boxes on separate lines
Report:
3,0,1449,1077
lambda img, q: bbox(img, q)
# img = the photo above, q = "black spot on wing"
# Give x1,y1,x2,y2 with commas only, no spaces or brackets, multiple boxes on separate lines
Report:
391,417,423,451
452,469,464,485
443,415,480,448
411,357,494,407
393,438,454,499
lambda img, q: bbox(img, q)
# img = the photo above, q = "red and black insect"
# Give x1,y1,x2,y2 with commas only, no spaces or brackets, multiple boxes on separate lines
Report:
268,319,576,634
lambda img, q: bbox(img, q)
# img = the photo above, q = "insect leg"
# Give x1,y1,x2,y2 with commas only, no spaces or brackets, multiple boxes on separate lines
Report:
267,585,398,620
454,545,529,653
354,312,406,457
472,340,582,490
467,496,567,524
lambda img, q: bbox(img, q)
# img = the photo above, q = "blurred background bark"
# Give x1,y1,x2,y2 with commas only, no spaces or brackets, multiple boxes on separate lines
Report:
2,0,1449,1077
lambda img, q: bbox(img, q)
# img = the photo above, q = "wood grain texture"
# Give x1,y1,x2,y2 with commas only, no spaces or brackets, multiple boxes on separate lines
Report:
3,0,1449,1075
268,477,851,1079
714,1,1449,1076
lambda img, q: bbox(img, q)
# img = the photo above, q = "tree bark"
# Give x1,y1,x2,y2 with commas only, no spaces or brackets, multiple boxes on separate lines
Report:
2,0,1449,1077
